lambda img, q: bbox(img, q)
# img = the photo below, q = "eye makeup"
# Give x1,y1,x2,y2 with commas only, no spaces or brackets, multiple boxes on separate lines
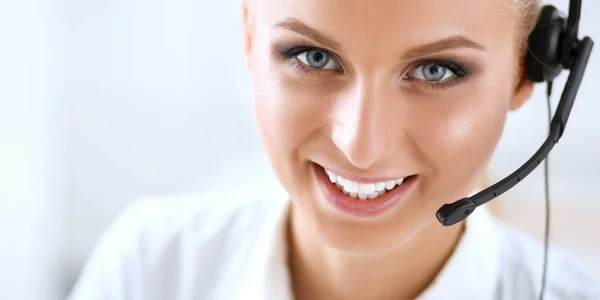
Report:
271,39,478,90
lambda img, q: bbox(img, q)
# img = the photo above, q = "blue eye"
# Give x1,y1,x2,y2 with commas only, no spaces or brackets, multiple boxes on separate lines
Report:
409,63,455,82
296,49,340,70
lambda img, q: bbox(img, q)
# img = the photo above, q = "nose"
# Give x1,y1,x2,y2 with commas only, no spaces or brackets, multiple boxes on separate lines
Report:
332,76,395,169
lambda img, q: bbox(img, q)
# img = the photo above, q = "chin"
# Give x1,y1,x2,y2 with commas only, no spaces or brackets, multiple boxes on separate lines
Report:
326,220,425,255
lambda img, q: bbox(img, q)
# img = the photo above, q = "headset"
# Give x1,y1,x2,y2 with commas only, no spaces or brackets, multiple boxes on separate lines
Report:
435,0,593,299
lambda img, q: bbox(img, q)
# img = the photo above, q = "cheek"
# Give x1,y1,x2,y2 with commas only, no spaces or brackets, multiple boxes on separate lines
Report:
442,108,505,170
413,84,511,193
253,69,317,155
251,50,334,188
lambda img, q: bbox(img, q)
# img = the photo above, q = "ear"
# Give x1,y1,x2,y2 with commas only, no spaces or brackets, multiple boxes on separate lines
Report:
509,62,535,111
241,0,255,71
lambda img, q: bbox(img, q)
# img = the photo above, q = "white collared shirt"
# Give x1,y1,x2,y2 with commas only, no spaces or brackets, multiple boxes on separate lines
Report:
68,189,600,300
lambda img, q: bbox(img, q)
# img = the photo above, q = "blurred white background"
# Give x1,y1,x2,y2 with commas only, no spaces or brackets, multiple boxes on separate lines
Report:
1,0,598,299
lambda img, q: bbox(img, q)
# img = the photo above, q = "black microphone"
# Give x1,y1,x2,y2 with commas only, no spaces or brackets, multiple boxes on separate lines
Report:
436,37,594,227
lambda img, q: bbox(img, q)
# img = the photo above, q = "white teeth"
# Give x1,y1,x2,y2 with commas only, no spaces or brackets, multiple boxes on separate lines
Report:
326,170,337,183
343,181,359,193
358,183,375,194
324,168,407,200
385,180,396,190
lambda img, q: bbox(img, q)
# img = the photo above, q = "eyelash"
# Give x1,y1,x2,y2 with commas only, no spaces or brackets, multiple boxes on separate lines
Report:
278,45,344,76
405,60,470,90
276,44,471,90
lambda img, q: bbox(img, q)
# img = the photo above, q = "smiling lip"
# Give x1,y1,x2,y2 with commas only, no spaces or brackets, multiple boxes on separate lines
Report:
312,163,417,218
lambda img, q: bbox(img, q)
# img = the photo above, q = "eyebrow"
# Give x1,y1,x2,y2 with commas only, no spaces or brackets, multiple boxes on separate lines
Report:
273,18,486,58
273,18,342,51
401,36,486,60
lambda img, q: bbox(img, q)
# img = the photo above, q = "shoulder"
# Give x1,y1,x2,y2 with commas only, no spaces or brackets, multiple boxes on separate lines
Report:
116,189,282,244
492,220,600,299
68,188,288,300
92,188,283,262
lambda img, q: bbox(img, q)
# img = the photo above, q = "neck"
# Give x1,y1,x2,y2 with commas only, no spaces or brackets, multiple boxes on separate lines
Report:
287,206,465,300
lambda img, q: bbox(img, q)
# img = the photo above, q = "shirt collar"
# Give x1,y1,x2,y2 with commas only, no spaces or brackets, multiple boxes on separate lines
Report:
238,197,500,300
416,205,501,300
235,195,293,300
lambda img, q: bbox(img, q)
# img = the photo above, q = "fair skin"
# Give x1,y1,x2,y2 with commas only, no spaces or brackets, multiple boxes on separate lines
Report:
242,0,535,299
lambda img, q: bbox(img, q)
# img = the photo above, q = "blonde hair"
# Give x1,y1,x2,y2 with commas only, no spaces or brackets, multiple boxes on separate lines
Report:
516,0,542,57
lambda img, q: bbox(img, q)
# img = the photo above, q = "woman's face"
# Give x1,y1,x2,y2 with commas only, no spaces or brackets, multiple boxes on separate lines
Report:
243,0,533,253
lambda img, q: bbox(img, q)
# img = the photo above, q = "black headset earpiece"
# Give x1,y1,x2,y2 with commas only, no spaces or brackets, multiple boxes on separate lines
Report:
525,5,567,83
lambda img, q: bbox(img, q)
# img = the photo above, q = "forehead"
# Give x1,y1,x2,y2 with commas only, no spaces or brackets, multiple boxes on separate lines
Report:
255,0,518,57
